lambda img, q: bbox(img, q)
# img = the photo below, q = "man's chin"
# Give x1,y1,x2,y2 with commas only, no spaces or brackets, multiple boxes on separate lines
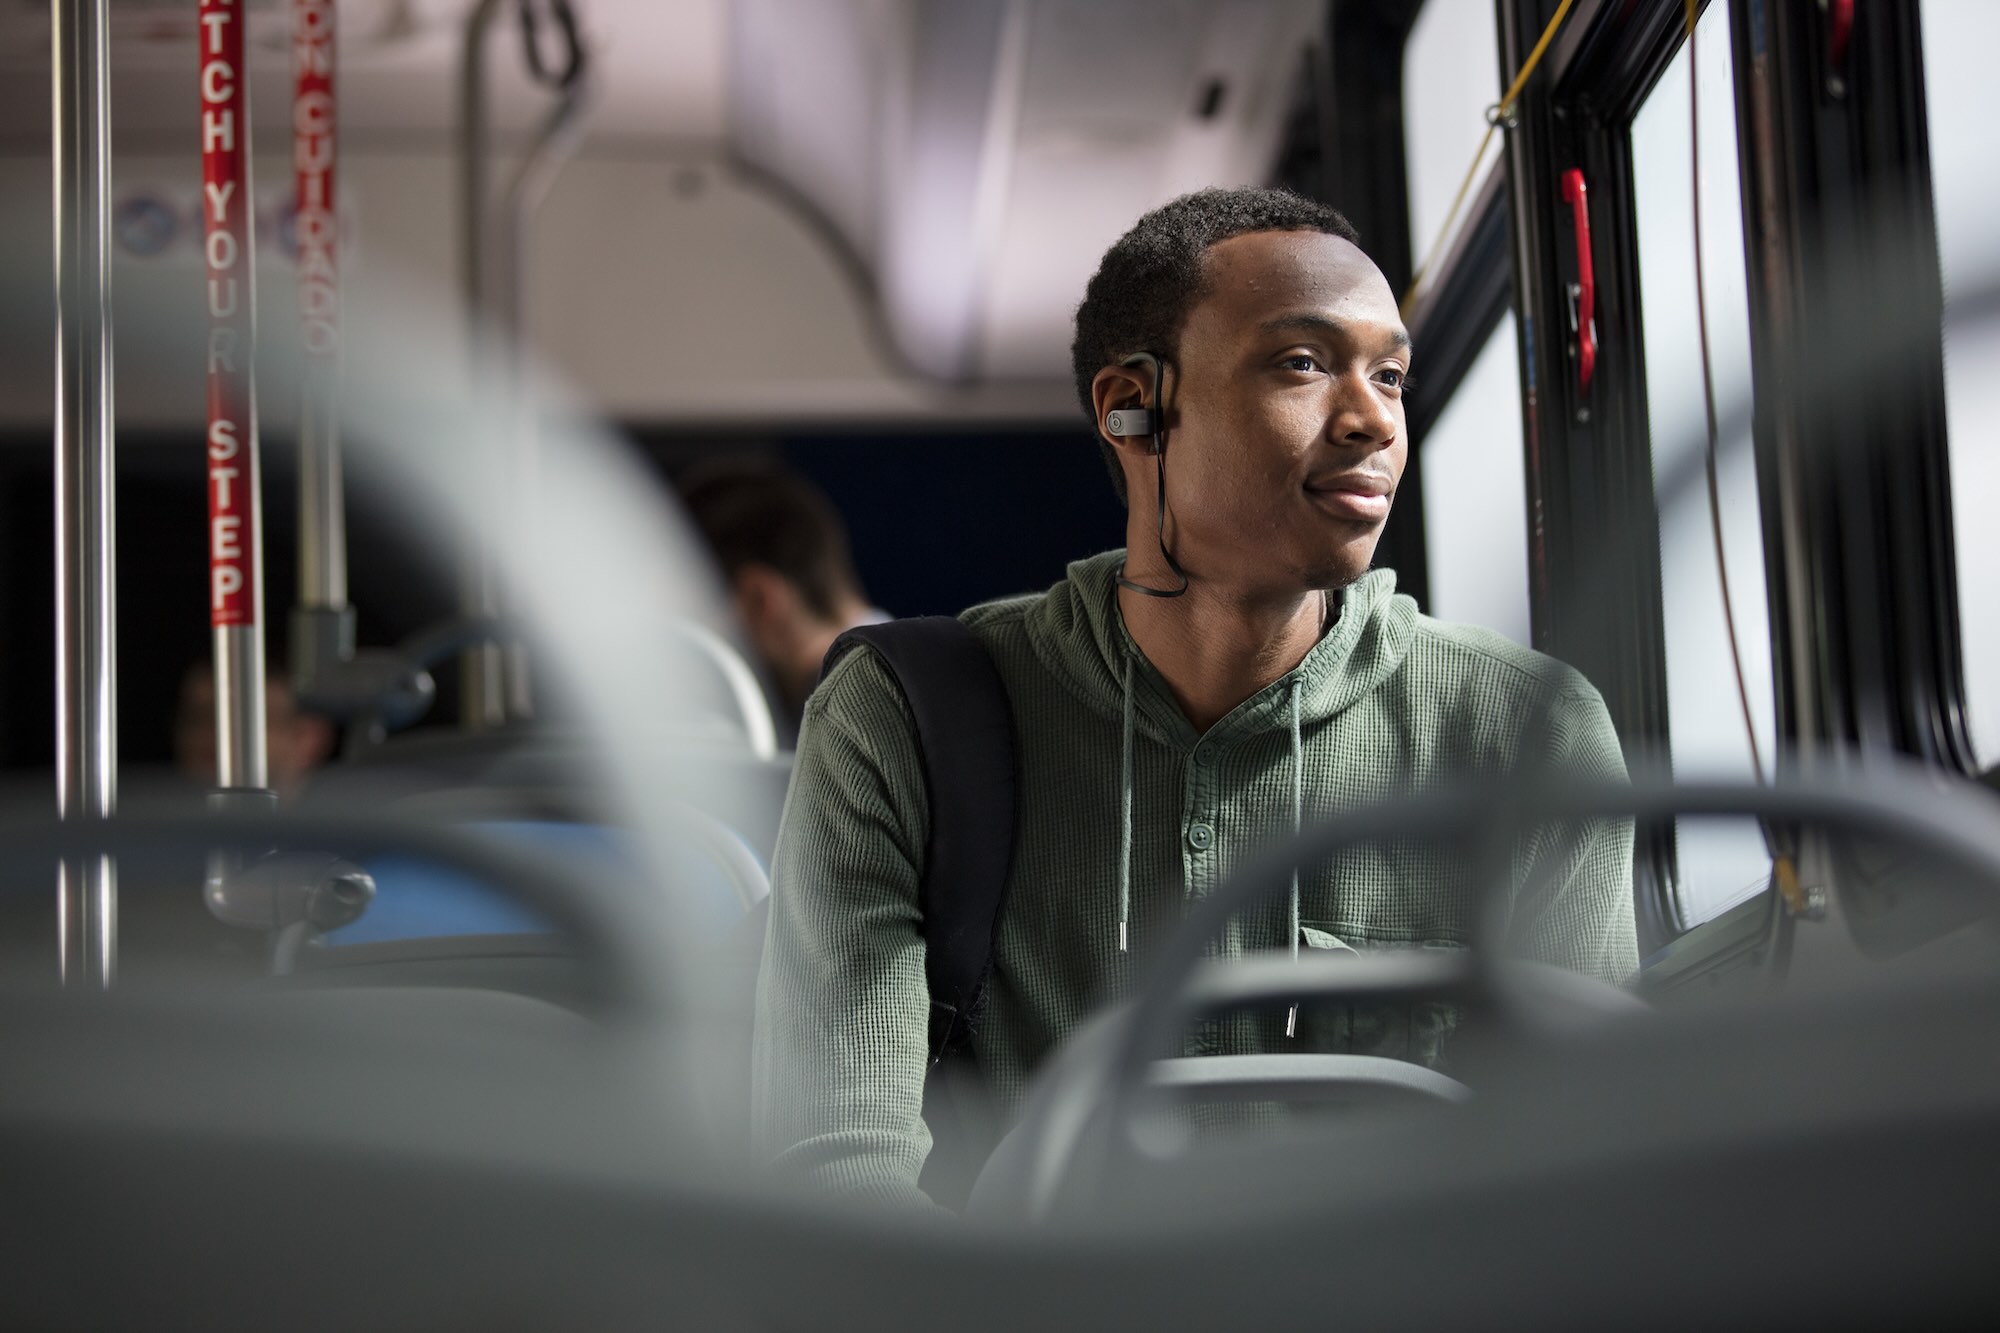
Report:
1306,542,1384,592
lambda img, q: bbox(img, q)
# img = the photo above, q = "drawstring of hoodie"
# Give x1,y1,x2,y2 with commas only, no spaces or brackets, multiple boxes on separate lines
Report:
1287,677,1303,1039
1116,652,1308,1026
1118,651,1135,953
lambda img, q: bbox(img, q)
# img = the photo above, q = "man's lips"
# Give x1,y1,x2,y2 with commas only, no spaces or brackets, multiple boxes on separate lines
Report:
1306,473,1395,521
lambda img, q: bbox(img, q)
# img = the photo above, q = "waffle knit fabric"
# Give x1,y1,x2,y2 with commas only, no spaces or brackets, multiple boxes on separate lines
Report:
752,550,1638,1207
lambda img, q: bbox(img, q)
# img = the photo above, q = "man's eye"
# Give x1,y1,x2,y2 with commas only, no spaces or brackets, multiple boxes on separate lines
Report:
1375,367,1410,391
1280,354,1323,374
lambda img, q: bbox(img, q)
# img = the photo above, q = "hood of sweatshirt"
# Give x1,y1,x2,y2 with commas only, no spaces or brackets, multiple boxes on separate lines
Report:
1020,549,1420,750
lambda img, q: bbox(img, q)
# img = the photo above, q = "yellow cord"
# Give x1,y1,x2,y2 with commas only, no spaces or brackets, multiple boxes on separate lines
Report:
1773,854,1811,916
1401,0,1579,315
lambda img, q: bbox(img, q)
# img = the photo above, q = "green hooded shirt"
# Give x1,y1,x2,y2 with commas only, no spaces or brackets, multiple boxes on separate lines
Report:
752,552,1637,1206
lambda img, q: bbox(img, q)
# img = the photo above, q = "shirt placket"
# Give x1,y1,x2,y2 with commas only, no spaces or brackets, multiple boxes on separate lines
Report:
1182,741,1224,1056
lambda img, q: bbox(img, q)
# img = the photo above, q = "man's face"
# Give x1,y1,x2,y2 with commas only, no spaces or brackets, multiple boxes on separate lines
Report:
174,670,332,797
1161,229,1410,598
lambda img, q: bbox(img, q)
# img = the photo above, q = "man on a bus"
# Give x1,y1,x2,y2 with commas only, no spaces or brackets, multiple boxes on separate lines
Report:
676,457,888,740
753,187,1638,1210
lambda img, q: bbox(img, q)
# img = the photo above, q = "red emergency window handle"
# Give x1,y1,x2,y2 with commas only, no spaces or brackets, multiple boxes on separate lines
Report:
1561,167,1597,395
1829,0,1854,70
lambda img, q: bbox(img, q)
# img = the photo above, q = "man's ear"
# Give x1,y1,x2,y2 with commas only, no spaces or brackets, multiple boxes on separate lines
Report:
731,564,799,638
1090,362,1158,459
295,714,336,770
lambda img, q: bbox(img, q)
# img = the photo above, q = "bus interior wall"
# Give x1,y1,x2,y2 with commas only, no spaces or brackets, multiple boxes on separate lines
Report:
645,429,1130,618
0,423,1141,771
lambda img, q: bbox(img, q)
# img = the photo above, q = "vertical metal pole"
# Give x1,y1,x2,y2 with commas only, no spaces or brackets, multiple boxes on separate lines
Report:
200,0,269,792
294,0,347,613
492,25,593,725
459,0,509,731
297,381,344,605
52,0,117,987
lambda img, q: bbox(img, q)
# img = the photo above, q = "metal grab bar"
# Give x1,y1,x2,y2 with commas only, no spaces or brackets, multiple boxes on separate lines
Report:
1147,1054,1472,1106
1114,769,2000,1133
457,0,593,730
490,0,594,722
294,0,344,618
458,0,509,730
668,621,781,762
52,0,117,986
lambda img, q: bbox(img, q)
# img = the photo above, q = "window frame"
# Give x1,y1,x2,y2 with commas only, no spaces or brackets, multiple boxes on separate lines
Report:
1497,0,1691,954
1308,0,1970,954
1495,0,1969,952
1724,0,1977,954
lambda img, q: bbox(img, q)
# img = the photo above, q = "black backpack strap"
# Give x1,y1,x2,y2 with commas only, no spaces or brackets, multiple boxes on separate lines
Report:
822,617,1018,1064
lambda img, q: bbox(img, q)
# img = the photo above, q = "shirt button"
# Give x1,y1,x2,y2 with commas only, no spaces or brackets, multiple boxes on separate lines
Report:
1193,748,1214,767
1187,822,1215,851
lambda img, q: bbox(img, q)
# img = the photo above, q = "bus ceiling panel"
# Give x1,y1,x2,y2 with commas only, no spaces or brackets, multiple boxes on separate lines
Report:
0,0,728,151
725,0,907,271
0,0,425,59
728,0,1326,383
972,0,1320,379
0,147,1083,431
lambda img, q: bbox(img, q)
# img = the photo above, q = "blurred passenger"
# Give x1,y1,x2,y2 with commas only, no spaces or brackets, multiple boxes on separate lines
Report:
173,661,336,800
754,188,1638,1210
676,458,886,729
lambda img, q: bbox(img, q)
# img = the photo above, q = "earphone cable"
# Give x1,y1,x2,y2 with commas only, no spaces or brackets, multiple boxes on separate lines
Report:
1117,354,1190,599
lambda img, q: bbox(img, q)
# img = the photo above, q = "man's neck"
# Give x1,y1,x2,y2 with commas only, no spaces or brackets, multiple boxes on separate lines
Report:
1117,561,1328,735
783,597,878,710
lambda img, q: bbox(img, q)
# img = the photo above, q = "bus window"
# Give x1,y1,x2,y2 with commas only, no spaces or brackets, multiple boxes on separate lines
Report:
1921,0,2000,769
1631,6,1778,927
1420,313,1531,646
1403,0,1502,271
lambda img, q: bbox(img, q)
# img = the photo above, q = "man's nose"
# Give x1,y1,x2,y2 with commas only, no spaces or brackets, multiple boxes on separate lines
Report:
1328,371,1399,451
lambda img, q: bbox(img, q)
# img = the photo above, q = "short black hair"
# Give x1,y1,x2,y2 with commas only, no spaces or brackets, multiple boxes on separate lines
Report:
675,457,865,621
1071,187,1362,503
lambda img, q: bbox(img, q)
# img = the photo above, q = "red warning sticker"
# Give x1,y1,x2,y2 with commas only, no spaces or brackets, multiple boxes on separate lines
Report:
294,0,338,360
200,0,257,628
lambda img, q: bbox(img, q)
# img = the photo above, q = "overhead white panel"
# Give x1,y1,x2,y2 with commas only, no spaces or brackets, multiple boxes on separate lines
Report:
977,0,1319,380
727,0,1325,386
727,0,905,262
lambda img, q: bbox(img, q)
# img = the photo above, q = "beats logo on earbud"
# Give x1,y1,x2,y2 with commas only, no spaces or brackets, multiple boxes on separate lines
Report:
1105,408,1154,437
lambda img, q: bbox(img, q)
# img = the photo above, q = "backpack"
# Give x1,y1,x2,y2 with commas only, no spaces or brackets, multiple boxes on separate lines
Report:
740,616,1019,1206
